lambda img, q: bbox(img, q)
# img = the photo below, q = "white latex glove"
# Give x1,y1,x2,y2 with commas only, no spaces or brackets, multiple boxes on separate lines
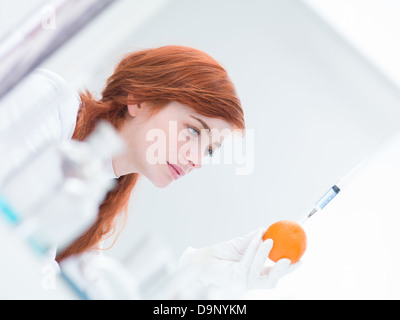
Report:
179,228,301,291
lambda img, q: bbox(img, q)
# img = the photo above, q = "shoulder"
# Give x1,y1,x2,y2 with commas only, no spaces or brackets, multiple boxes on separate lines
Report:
25,68,80,103
34,68,81,111
0,69,82,157
34,68,81,140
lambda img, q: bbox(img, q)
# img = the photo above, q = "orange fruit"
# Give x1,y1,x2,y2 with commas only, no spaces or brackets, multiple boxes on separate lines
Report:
262,220,307,264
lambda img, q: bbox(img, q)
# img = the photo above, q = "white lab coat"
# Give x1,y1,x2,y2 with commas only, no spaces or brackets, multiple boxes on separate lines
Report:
0,68,80,144
1,70,141,299
0,68,118,178
1,69,118,261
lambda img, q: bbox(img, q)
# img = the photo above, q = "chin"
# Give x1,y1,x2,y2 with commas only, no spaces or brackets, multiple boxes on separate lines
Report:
142,164,173,188
151,179,172,189
146,172,172,189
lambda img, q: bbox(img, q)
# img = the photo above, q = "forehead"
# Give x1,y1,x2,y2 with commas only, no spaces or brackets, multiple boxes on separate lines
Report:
162,101,234,131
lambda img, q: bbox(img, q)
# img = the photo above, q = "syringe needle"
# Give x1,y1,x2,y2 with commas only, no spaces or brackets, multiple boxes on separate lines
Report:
307,207,318,219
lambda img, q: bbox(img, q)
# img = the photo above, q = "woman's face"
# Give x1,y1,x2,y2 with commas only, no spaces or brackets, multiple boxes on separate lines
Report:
113,101,234,188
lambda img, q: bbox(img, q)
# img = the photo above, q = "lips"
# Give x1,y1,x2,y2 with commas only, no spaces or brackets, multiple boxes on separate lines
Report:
167,162,185,180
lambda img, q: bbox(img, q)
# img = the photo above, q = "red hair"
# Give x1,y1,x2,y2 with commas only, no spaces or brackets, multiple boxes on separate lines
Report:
56,45,244,262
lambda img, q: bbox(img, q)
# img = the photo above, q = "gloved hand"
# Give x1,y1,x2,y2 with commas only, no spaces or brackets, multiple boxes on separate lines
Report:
178,228,301,291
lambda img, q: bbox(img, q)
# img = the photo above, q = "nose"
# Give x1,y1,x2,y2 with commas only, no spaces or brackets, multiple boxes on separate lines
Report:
181,142,202,172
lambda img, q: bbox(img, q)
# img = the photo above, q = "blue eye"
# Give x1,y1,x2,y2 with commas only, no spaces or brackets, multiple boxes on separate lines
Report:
188,125,214,157
188,126,200,136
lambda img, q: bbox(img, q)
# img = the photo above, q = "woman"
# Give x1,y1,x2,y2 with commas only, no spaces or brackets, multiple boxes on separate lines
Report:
56,45,244,260
18,45,299,290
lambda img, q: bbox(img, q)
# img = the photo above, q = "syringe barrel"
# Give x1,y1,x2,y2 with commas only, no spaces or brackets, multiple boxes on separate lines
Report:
315,185,340,210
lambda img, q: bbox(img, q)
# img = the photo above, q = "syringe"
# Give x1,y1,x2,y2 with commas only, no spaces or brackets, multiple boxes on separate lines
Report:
305,157,369,221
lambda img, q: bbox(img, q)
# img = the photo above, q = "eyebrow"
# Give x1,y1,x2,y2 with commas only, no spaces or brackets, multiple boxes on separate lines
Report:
190,115,221,148
190,115,210,131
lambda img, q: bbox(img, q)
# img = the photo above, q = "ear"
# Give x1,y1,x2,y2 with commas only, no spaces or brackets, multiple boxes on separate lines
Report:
127,103,141,117
127,94,141,117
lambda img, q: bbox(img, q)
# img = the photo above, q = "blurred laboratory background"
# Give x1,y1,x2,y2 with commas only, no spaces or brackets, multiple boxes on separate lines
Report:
2,0,400,299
